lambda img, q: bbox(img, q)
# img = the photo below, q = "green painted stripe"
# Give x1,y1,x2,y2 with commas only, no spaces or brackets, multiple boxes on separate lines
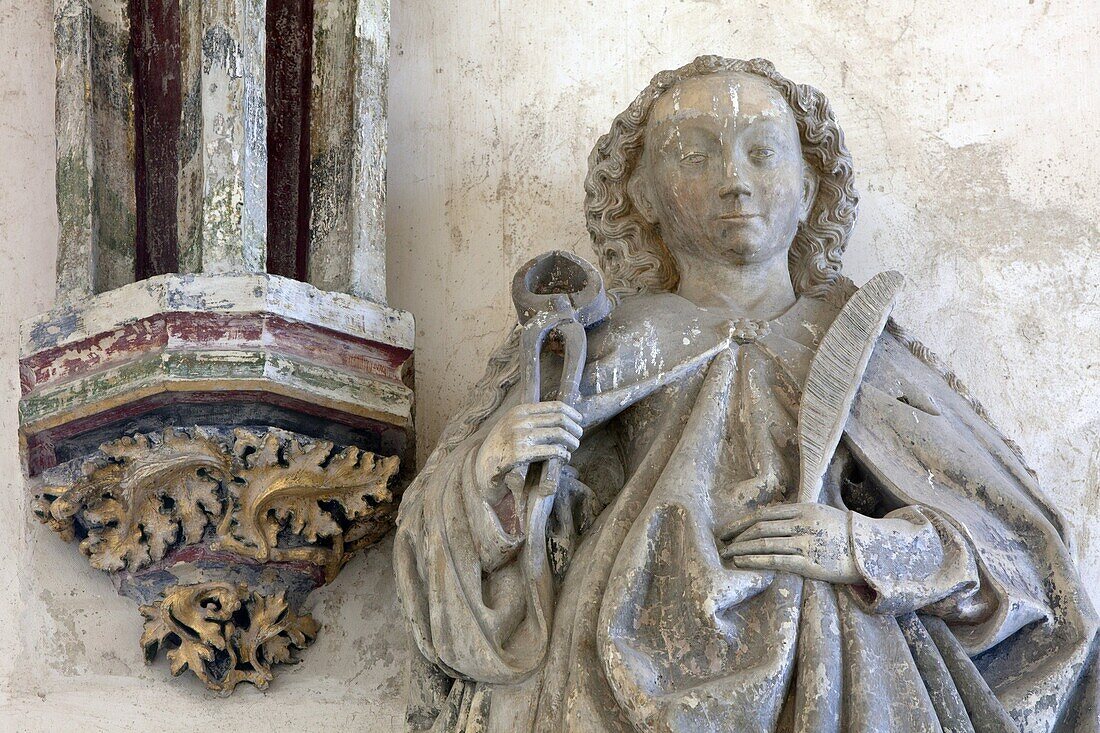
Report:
19,350,411,427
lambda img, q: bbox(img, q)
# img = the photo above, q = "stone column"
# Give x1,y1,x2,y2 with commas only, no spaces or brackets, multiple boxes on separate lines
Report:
54,0,137,301
308,0,389,302
176,0,205,272
198,0,268,273
22,0,410,695
52,0,96,304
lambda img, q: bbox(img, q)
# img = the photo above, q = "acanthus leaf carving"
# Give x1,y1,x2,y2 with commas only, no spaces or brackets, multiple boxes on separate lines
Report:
34,427,399,576
213,430,400,577
43,430,229,572
139,582,318,695
235,588,320,679
33,426,398,694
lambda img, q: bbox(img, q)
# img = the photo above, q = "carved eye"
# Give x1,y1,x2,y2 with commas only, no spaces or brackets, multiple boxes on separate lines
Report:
680,152,708,165
750,147,776,161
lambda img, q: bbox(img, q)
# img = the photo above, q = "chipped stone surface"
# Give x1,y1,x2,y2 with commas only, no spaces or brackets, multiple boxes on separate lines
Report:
21,273,414,353
348,0,389,303
54,0,140,295
306,0,389,302
2,1,1098,730
199,0,268,274
176,0,205,274
52,0,96,304
307,0,357,294
88,0,136,292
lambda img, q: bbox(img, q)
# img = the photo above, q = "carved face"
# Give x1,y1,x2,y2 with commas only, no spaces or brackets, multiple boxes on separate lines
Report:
631,71,816,268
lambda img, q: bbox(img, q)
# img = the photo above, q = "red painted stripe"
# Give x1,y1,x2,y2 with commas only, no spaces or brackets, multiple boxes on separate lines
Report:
131,0,182,279
263,314,409,379
22,317,169,393
265,0,314,282
21,312,411,393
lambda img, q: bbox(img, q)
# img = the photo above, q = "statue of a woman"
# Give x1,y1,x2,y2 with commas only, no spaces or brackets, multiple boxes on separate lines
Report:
394,56,1097,732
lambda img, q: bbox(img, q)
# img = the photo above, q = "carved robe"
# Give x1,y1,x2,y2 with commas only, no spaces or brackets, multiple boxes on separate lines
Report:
394,288,1098,733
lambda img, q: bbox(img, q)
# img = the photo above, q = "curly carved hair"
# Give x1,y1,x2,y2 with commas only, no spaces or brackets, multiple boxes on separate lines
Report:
584,55,859,298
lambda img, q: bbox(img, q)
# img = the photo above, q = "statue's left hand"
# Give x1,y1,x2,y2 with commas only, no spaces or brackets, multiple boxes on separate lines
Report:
718,503,862,584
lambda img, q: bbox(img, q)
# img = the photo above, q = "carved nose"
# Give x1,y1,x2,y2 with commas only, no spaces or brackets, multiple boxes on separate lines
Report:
719,177,751,198
719,162,751,197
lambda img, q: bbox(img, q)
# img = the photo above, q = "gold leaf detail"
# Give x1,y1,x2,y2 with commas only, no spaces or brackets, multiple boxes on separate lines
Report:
215,430,399,576
140,583,241,681
34,427,399,577
32,493,77,542
139,582,317,695
235,589,320,687
36,430,229,572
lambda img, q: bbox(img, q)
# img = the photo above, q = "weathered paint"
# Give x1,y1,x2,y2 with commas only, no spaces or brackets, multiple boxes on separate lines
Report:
18,321,413,471
21,273,415,354
19,350,411,435
265,0,314,280
130,0,182,279
51,0,391,298
199,0,268,274
305,0,389,302
306,0,356,292
117,544,326,606
53,0,96,304
89,0,137,292
175,0,205,273
27,389,412,476
18,272,415,478
22,312,410,392
348,0,389,302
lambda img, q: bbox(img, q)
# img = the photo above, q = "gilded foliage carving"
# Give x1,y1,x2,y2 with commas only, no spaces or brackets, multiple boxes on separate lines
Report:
34,430,229,572
34,427,400,575
139,582,320,695
213,431,399,579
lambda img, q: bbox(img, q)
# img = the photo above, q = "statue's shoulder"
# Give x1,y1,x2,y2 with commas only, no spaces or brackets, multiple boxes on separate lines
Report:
585,291,725,364
608,290,705,327
776,276,860,345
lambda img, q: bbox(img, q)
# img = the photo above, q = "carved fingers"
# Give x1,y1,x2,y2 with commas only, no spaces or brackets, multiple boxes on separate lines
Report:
722,553,823,578
733,519,803,542
508,402,583,460
512,401,584,430
717,504,800,543
721,535,809,557
719,502,862,585
474,401,584,505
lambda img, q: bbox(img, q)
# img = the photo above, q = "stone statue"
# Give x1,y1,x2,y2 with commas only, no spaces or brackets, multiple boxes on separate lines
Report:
394,56,1098,732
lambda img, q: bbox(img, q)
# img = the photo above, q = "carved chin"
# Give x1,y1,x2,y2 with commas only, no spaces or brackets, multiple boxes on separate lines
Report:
718,238,789,265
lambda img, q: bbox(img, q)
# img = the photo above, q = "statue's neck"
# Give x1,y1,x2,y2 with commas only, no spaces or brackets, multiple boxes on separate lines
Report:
673,249,797,321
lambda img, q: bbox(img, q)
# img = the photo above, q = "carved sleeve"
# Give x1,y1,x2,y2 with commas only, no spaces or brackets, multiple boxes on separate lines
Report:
846,506,995,620
394,408,626,684
394,429,535,683
459,439,526,572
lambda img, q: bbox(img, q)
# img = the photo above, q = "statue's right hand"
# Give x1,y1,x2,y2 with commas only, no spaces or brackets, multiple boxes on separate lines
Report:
474,401,583,506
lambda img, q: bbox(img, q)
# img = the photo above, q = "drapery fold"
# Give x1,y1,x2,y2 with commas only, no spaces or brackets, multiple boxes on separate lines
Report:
394,291,1097,732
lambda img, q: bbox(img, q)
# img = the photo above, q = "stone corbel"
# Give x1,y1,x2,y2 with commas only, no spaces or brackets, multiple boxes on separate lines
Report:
33,426,399,694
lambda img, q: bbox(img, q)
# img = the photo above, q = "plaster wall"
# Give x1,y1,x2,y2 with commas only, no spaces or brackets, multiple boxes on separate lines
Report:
1,0,1097,730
